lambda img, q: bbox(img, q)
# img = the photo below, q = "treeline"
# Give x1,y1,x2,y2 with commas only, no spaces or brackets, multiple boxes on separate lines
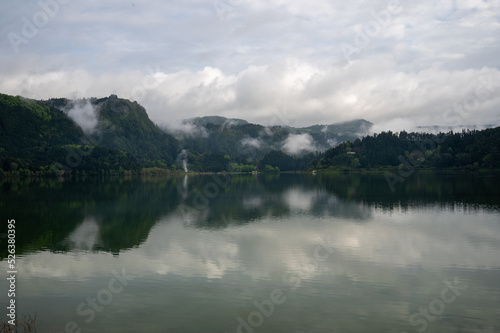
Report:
182,150,320,173
258,150,320,171
318,128,500,170
250,127,500,172
182,126,500,173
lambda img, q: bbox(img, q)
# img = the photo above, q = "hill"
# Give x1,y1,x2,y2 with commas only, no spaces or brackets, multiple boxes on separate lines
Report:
167,116,373,168
3,92,497,176
0,93,179,175
318,128,500,171
186,116,249,127
298,119,373,135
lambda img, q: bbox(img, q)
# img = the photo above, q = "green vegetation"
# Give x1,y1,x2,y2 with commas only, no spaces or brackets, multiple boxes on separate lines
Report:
229,163,257,172
0,93,85,174
92,96,179,164
173,117,372,161
258,150,319,171
318,128,500,171
263,165,280,173
0,93,178,177
1,92,499,176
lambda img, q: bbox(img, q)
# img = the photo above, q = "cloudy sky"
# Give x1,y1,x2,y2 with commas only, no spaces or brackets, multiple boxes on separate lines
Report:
1,0,500,130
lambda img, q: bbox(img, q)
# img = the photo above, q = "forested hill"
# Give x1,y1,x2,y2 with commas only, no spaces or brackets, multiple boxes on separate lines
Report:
0,93,179,175
170,116,373,161
316,128,500,170
1,92,499,176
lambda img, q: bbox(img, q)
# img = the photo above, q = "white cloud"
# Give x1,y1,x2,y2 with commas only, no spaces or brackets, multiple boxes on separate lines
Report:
1,61,499,131
371,117,417,134
165,121,209,139
282,133,317,155
0,0,499,131
240,137,263,149
65,99,99,133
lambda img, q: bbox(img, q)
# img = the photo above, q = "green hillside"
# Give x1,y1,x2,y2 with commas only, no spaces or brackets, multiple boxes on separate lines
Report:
2,92,498,176
89,95,179,164
318,128,500,171
0,93,179,176
0,93,87,174
170,116,372,165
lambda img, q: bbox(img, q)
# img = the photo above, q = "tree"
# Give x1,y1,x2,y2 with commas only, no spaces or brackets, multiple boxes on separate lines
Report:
263,165,279,173
350,158,360,168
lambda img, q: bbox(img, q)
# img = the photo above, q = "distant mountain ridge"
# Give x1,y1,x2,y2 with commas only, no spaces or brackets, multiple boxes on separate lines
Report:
172,116,373,160
299,119,373,135
183,115,372,134
185,116,249,127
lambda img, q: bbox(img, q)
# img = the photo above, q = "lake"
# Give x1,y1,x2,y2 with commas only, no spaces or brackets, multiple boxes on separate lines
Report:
1,173,499,333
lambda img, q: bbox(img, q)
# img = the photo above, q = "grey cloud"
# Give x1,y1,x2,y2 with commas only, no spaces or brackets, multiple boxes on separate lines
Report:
0,0,499,130
1,61,499,131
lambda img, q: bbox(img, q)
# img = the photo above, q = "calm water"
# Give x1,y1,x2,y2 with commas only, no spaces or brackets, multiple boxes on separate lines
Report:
1,173,499,333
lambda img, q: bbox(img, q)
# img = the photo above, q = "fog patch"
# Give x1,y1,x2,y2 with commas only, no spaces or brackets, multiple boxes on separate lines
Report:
282,133,317,156
241,137,263,149
369,117,493,136
416,123,495,134
327,138,340,147
222,119,240,128
164,121,209,140
65,100,99,134
370,118,418,134
260,127,274,137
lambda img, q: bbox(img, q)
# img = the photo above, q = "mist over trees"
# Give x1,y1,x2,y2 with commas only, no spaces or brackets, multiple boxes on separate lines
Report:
1,92,499,177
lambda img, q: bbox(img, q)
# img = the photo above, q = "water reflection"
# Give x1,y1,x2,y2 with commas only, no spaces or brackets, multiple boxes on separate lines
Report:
66,217,101,251
1,173,499,257
0,174,499,332
0,177,181,257
6,174,499,277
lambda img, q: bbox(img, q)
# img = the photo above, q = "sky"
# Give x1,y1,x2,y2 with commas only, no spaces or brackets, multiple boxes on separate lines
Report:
1,0,500,131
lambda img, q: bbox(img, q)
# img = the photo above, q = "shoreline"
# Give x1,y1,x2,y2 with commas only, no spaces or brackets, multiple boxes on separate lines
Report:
1,167,500,182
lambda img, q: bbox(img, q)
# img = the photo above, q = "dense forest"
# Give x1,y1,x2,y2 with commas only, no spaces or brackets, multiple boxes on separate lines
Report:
0,93,178,176
169,116,372,161
189,126,500,173
1,92,499,177
318,128,500,170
